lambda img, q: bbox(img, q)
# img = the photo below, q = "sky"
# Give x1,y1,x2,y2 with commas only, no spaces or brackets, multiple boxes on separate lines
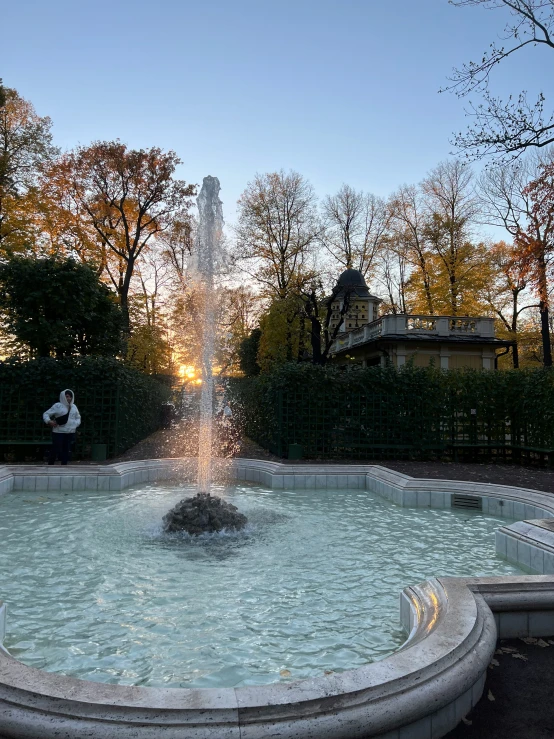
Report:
1,0,552,228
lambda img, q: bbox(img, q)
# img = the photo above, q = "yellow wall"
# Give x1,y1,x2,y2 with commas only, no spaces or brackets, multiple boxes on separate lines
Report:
449,354,482,369
406,352,439,367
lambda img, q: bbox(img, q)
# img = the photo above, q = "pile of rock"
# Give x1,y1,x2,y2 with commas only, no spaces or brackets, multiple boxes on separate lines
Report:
162,493,248,535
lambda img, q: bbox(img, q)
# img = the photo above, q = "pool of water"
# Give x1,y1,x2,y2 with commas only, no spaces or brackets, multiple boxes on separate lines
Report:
0,484,522,688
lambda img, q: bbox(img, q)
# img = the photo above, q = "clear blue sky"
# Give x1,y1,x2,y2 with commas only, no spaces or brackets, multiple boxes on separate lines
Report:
1,0,551,224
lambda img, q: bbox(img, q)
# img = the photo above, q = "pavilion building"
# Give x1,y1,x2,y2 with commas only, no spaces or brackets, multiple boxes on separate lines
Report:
327,268,513,370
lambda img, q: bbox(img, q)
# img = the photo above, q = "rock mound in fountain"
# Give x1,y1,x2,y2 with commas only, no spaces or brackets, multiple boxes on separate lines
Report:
162,493,248,535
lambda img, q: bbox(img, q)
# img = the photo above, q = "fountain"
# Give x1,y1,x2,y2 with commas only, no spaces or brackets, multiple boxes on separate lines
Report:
163,176,248,535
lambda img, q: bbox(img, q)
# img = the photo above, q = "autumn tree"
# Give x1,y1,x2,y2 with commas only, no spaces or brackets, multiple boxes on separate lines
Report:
216,286,261,375
126,250,174,375
42,141,196,336
256,294,310,371
420,160,483,315
481,240,535,367
235,170,320,299
320,185,390,278
378,162,490,317
446,0,554,159
235,170,320,361
0,83,58,254
479,154,554,366
519,158,554,365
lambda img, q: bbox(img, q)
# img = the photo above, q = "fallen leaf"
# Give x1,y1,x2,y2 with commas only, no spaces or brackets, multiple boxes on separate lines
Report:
488,690,495,701
462,717,473,726
512,653,528,661
520,637,537,644
279,669,291,677
495,649,504,655
537,639,550,648
501,646,517,652
324,670,333,675
548,640,554,645
490,658,500,667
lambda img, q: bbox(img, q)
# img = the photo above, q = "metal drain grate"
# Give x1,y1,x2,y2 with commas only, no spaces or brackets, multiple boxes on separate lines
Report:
452,494,482,511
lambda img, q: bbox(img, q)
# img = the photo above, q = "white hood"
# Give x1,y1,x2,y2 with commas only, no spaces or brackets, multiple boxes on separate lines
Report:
59,389,75,408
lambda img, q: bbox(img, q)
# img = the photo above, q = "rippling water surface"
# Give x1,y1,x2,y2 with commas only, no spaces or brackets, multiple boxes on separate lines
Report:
0,483,521,688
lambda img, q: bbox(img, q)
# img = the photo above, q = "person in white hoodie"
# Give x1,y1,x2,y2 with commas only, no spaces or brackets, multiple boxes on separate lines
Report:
42,389,81,465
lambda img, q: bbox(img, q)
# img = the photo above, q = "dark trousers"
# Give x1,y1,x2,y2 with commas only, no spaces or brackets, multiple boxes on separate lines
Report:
48,432,75,465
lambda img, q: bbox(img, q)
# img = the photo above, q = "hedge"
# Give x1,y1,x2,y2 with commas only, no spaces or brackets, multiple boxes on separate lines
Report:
0,357,171,459
228,363,554,462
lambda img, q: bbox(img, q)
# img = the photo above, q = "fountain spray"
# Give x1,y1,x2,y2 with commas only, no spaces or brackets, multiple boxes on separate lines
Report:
195,176,223,494
162,177,248,533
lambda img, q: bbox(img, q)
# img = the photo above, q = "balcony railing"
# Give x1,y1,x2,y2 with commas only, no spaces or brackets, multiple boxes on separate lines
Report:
330,314,496,353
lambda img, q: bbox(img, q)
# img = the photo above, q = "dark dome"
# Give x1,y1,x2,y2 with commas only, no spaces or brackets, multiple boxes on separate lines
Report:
337,268,368,288
326,267,383,303
333,268,372,299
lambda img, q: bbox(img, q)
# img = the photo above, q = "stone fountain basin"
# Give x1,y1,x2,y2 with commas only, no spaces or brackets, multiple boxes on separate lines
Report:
2,458,554,738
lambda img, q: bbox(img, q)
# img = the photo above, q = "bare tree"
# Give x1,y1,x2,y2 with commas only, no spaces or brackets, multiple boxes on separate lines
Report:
389,184,435,313
374,236,410,314
320,184,390,278
216,286,262,374
159,215,196,287
235,170,320,300
446,0,554,159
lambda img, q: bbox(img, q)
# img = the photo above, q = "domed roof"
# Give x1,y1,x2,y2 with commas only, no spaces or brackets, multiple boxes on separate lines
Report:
337,268,369,289
329,267,381,301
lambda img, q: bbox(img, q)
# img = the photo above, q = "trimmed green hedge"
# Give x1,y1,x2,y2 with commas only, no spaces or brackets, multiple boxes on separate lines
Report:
0,357,170,459
228,364,554,461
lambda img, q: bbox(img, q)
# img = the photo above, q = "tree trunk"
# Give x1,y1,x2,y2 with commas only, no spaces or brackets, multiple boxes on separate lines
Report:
420,260,434,314
297,311,306,362
449,274,457,315
512,341,519,369
309,315,323,365
119,291,130,341
285,317,293,362
537,251,552,367
539,301,552,367
119,257,135,347
511,289,519,369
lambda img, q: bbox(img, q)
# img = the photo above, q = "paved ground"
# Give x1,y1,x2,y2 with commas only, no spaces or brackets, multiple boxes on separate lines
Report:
445,638,554,738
